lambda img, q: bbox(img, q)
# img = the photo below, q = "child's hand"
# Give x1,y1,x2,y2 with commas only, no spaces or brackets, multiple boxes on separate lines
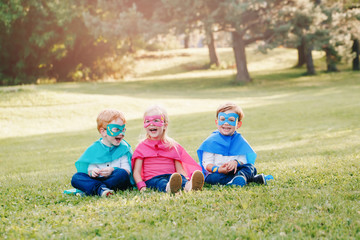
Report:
218,164,229,174
227,160,238,174
90,168,101,178
99,167,114,177
140,187,147,192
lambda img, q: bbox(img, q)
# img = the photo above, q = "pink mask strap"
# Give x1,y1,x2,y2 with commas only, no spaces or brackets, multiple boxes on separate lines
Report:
144,115,164,128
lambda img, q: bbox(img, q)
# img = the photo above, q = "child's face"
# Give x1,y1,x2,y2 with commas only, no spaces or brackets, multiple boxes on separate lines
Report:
144,111,167,140
215,110,242,136
100,118,125,147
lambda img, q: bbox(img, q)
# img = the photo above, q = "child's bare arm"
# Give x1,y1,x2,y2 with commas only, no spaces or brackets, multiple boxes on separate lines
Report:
175,160,188,179
206,163,228,174
133,159,146,191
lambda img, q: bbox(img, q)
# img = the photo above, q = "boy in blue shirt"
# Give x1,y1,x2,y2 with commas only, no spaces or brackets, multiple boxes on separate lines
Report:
71,109,133,197
197,102,271,187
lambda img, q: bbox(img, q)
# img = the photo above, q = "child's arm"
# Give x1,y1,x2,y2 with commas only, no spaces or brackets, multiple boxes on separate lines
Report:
203,152,228,174
175,160,188,179
117,155,131,174
133,159,146,192
205,163,229,174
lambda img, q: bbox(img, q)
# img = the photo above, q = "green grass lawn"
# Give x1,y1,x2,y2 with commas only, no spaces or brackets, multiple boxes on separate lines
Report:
0,48,359,239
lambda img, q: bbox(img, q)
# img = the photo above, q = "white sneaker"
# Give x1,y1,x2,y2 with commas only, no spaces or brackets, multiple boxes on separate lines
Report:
185,170,204,192
100,187,114,197
165,173,182,194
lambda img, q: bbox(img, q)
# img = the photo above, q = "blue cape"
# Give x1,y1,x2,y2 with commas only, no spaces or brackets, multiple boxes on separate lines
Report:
197,130,257,175
75,139,134,184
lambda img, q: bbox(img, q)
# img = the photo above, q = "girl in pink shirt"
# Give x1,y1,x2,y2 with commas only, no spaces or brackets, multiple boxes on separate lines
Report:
132,105,204,193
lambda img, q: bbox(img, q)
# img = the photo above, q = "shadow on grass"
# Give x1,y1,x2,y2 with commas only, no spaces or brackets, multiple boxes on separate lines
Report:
33,68,314,100
252,68,305,82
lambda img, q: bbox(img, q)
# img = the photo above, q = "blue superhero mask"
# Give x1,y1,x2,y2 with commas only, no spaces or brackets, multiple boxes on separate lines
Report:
218,112,239,126
106,124,126,136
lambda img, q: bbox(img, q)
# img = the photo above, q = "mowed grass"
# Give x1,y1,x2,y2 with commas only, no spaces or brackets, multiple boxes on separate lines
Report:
0,48,359,239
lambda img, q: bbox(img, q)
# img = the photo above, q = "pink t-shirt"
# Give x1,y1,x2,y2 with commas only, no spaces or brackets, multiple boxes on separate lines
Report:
132,139,202,181
142,156,176,181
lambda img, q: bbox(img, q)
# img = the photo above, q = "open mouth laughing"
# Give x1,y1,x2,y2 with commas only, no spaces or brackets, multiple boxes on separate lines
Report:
114,135,123,144
149,127,158,134
220,125,234,135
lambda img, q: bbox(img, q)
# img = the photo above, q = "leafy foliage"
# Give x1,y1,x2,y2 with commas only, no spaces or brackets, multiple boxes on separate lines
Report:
0,0,359,85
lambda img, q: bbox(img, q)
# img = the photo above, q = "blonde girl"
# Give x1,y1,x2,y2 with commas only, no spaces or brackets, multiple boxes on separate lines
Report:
132,105,204,193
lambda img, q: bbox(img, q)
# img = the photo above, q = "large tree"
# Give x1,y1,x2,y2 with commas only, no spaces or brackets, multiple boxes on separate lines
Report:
213,0,294,83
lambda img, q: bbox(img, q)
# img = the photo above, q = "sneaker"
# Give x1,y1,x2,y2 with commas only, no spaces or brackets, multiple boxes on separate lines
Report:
166,173,182,194
253,174,266,185
99,187,114,197
227,175,246,187
185,170,204,192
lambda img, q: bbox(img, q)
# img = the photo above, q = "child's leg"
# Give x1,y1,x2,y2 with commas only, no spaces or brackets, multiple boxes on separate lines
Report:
71,172,105,196
102,168,131,191
205,172,234,185
236,163,257,182
145,174,172,192
180,174,188,189
184,170,204,192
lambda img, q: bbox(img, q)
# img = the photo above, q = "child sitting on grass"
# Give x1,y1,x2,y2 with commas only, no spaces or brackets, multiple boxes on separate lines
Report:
71,109,133,197
197,102,272,187
132,105,204,194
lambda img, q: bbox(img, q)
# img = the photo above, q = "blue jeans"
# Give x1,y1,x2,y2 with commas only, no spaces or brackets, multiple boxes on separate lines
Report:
205,163,257,185
71,168,131,196
145,174,188,192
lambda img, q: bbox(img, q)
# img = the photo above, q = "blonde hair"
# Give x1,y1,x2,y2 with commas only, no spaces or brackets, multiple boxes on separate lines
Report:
97,109,126,133
143,105,177,149
216,102,244,121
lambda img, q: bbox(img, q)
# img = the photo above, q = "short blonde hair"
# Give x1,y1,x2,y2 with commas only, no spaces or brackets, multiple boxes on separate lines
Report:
216,102,244,121
97,109,126,133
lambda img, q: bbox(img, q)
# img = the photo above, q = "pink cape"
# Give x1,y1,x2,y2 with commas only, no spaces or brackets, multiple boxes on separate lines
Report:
132,139,201,179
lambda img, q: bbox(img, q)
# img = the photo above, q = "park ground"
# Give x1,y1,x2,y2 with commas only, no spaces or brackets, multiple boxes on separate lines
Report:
0,48,359,239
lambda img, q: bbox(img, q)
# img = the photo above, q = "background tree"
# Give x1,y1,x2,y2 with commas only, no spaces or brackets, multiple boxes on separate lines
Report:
0,0,122,84
213,0,294,83
281,0,331,75
327,0,360,71
160,0,220,67
348,5,360,71
0,0,79,84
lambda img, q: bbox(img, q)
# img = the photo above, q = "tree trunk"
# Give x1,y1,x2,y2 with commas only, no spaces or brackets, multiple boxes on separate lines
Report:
296,42,306,67
184,34,190,49
305,44,316,75
205,26,220,67
205,25,219,67
352,39,359,71
232,32,251,83
325,47,338,72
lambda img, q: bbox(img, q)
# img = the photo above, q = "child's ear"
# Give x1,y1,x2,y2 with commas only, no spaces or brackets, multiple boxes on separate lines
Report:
215,119,218,125
237,121,242,129
100,128,107,137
